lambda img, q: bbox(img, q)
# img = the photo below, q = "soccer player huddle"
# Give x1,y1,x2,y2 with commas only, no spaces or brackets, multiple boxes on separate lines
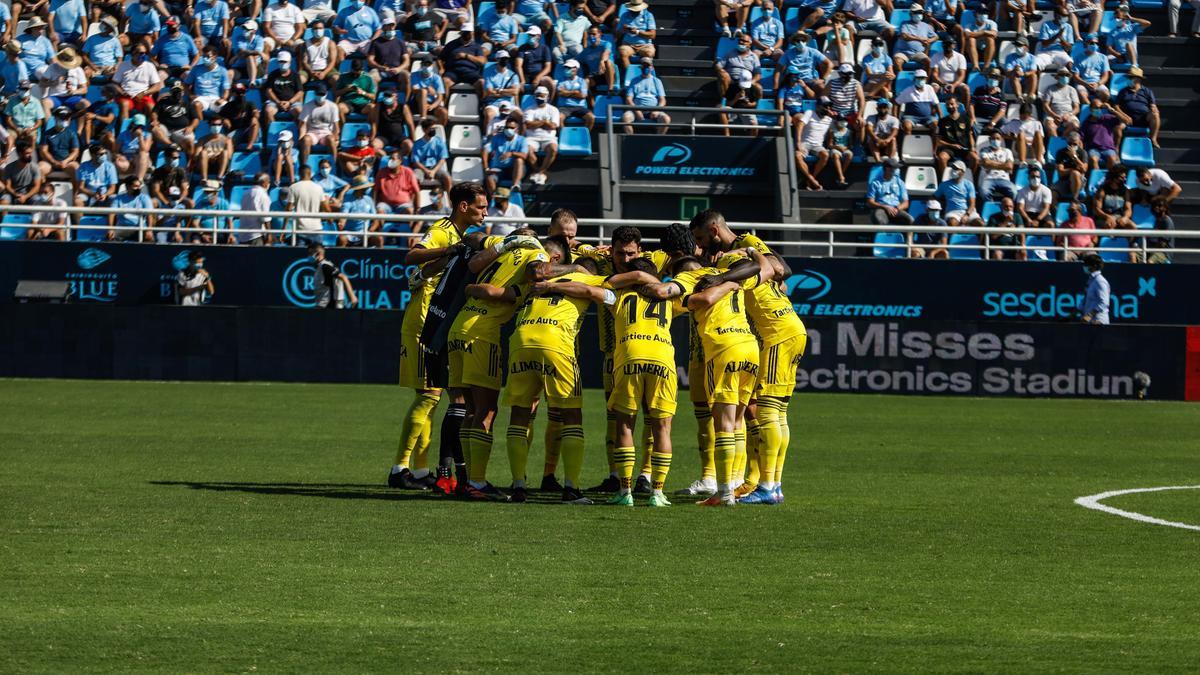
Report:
386,181,806,507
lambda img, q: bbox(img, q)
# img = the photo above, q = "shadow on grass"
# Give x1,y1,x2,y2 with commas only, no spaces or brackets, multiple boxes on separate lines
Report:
148,480,576,505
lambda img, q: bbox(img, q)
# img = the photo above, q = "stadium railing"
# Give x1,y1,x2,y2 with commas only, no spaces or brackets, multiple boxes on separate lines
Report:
2,204,1194,261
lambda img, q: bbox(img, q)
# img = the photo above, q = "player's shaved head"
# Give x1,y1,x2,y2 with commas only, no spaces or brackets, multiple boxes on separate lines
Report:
542,234,571,262
577,256,599,274
688,208,733,257
548,208,578,243
625,256,658,276
512,227,537,237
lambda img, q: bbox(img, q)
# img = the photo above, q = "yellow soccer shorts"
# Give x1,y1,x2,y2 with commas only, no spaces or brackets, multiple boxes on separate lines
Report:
504,347,583,409
755,333,808,398
608,359,678,419
448,337,503,390
398,331,440,390
688,360,709,404
602,351,615,395
706,341,761,407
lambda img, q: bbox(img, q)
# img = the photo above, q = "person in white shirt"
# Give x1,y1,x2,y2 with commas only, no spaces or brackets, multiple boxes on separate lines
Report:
794,98,834,190
1015,162,1053,228
929,39,968,104
264,0,307,52
239,172,274,244
303,0,336,23
1133,166,1182,203
288,164,328,242
841,0,893,38
1001,101,1044,163
486,186,525,235
176,251,215,306
37,47,88,119
522,85,559,185
896,68,940,133
114,46,163,99
978,126,1016,200
298,81,341,164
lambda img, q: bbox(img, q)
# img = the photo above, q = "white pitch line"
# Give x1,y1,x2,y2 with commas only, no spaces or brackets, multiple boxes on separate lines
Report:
1074,486,1200,532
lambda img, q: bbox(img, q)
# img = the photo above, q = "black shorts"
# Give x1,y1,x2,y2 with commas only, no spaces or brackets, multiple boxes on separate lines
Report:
425,346,449,389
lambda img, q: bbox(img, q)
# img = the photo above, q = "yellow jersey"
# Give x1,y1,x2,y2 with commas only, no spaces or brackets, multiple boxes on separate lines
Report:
714,241,806,345
402,217,462,335
510,272,607,355
450,242,549,343
575,247,672,354
609,287,682,367
671,267,758,356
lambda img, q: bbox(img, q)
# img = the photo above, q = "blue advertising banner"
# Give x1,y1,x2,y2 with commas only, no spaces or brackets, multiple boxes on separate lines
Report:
619,135,776,185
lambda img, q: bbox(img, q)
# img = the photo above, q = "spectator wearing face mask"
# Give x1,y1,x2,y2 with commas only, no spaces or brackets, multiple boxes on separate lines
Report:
1081,92,1128,170
910,198,948,259
961,6,996,71
263,0,307,53
1000,101,1043,165
934,98,975,177
299,81,341,166
3,82,43,152
239,172,275,245
825,62,864,128
486,186,525,235
621,56,670,134
1033,7,1075,72
793,96,834,190
83,16,123,78
481,48,521,135
114,113,153,180
108,175,156,242
366,11,408,88
1079,254,1109,324
1059,200,1097,260
1144,197,1174,264
1042,67,1081,139
217,82,261,150
314,157,350,209
1115,66,1161,148
230,20,269,86
337,128,378,176
308,242,357,307
151,16,200,77
933,159,977,227
335,58,377,120
985,196,1026,260
715,32,759,100
38,105,81,179
337,174,381,246
196,179,237,245
554,0,590,61
1105,4,1150,66
149,80,198,155
482,1,520,55
409,117,452,193
867,158,914,227
36,47,87,121
1015,163,1053,230
1071,36,1109,103
864,98,899,162
1054,130,1088,199
300,19,340,88
193,115,234,182
149,145,190,206
779,31,827,98
375,149,421,215
74,142,118,208
555,59,593,130
969,67,1005,134
516,26,554,95
578,26,615,91
176,251,215,306
522,85,560,186
483,117,528,194
1002,35,1038,100
333,0,382,57
892,3,936,70
26,182,67,241
1131,166,1182,204
184,45,231,120
194,0,234,54
859,37,895,100
373,89,413,153
978,127,1015,200
749,0,785,63
113,45,163,119
407,55,447,130
405,0,448,54
615,0,656,69
827,114,854,189
264,50,303,126
896,68,939,134
154,184,194,243
928,39,969,105
273,129,298,186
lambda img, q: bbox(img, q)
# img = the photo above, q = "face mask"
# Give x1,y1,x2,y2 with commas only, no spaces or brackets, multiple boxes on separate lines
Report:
871,47,882,56
212,124,224,133
529,37,540,46
536,96,547,105
388,158,400,169
419,65,433,76
1086,45,1097,54
357,138,368,148
97,153,108,162
589,35,599,46
169,25,180,33
1082,265,1091,275
191,261,204,270
566,68,577,77
952,169,964,179
1057,76,1069,85
383,30,396,39
836,121,847,129
991,138,1002,148
1030,176,1040,187
737,44,748,53
319,166,331,177
1002,209,1013,217
503,128,516,139
915,78,926,87
645,67,654,74
382,96,397,106
912,13,924,21
281,140,292,148
988,78,999,88
415,6,426,14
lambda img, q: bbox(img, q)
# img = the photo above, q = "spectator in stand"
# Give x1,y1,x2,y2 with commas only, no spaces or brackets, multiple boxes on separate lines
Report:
896,68,939,134
376,148,421,215
579,25,615,91
842,0,893,39
1043,67,1081,139
124,0,164,51
367,11,409,88
403,55,444,132
934,96,975,175
1015,162,1053,230
264,51,303,126
231,21,269,86
1081,91,1127,170
969,67,1004,134
195,179,236,245
825,62,864,130
3,82,44,153
440,29,485,97
333,0,381,57
1054,130,1088,199
335,57,377,119
1060,200,1098,259
910,198,948,259
934,159,978,227
865,98,899,162
779,31,827,97
238,173,274,244
315,156,350,208
193,115,234,181
194,0,233,54
1115,66,1161,148
17,18,55,74
374,89,414,153
1072,36,1109,103
961,5,996,71
724,72,762,135
554,0,590,61
978,126,1015,200
107,175,155,241
483,1,520,55
1001,101,1043,164
1167,0,1200,37
74,142,118,207
404,0,447,54
115,112,152,179
300,19,339,88
298,81,340,165
749,0,785,64
26,182,67,241
418,185,449,218
867,158,913,227
582,0,616,26
114,44,164,120
818,11,856,65
434,0,472,31
922,0,958,33
486,100,517,139
714,0,748,36
151,79,198,154
777,66,805,133
486,185,524,235
410,117,452,193
155,185,193,243
859,36,894,100
303,0,336,24
338,174,380,246
1002,35,1037,100
83,16,123,78
985,196,1025,260
1132,166,1182,204
797,0,837,31
1092,168,1135,231
892,4,936,70
152,16,200,76
149,145,189,206
827,114,854,189
1034,6,1075,72
184,44,231,119
263,0,307,54
289,165,327,243
516,26,554,96
1145,197,1174,263
272,128,297,185
1105,3,1150,67
621,55,669,134
1,140,41,209
483,116,528,193
929,38,968,105
793,96,834,190
218,82,260,150
482,48,520,131
715,32,760,100
615,0,655,69
515,0,556,34
1067,0,1104,37
36,47,87,120
523,85,560,185
336,127,377,175
556,59,593,129
998,0,1033,34
38,106,80,179
176,251,215,305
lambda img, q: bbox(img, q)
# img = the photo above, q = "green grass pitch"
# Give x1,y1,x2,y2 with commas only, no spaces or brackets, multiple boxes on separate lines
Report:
2,378,1199,672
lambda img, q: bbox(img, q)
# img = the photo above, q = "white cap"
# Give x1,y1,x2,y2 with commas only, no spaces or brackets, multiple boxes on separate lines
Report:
243,20,257,30
526,25,542,35
277,129,293,142
736,71,753,88
950,159,967,171
380,9,396,24
534,85,549,96
498,100,513,111
914,68,927,77
926,199,941,210
911,3,925,10
564,58,580,69
495,49,510,59
838,62,853,74
277,50,292,62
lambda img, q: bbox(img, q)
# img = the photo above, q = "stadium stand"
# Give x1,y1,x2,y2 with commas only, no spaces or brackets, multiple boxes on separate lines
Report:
0,0,1191,260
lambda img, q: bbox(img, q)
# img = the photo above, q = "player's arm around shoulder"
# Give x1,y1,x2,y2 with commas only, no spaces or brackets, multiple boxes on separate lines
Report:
465,282,517,301
530,277,610,304
687,279,741,311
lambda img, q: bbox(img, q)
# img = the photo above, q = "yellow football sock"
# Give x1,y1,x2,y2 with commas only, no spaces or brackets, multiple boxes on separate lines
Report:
650,446,671,492
459,427,477,480
775,400,791,484
506,424,530,485
394,391,439,467
695,404,715,480
714,431,736,489
560,424,585,488
467,429,495,484
613,446,636,491
744,418,762,488
732,428,747,484
605,410,618,474
638,423,654,477
412,414,434,472
543,409,562,477
757,399,783,488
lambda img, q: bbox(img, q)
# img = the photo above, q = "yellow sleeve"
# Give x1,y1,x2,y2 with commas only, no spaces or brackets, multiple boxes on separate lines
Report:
483,235,505,250
736,233,772,254
415,225,452,250
716,251,748,270
670,269,702,295
670,297,688,315
645,249,672,274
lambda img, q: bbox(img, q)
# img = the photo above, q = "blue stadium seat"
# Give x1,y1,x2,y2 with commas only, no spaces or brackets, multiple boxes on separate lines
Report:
1054,201,1078,225
966,71,986,94
895,71,915,94
519,94,537,110
477,1,497,28
340,122,372,146
872,232,907,258
559,126,592,157
1099,236,1131,262
1086,168,1107,195
1025,234,1058,261
1119,137,1154,167
1099,10,1117,34
867,164,885,185
593,95,622,124
76,216,108,242
948,233,981,259
716,37,738,60
230,151,263,176
783,6,801,33
1110,72,1131,96
229,185,250,208
0,214,31,240
1132,203,1154,229
890,9,911,28
1045,135,1066,164
755,98,780,126
760,67,776,95
306,153,333,175
980,201,1001,223
1128,0,1163,7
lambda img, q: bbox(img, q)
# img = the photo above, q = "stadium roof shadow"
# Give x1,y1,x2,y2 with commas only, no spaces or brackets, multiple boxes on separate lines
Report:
148,481,571,505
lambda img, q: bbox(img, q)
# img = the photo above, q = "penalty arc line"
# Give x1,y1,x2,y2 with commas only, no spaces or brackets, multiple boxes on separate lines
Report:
1074,485,1200,532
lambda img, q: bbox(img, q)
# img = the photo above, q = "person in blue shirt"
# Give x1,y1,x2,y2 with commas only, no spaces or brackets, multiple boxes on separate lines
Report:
407,54,447,127
337,175,378,246
108,175,156,241
621,56,670,134
0,42,29,95
961,5,997,72
1072,35,1109,101
866,158,913,226
125,0,164,50
229,20,267,85
555,58,593,129
483,116,528,194
17,18,56,73
922,0,959,33
1034,7,1075,72
482,1,520,54
516,25,554,92
115,113,153,180
83,15,123,76
152,16,200,74
333,0,382,56
49,0,88,45
615,0,656,69
1002,35,1038,100
81,84,120,147
749,0,785,63
193,0,232,53
184,44,231,117
859,36,895,99
37,105,81,178
578,25,614,90
481,49,520,130
893,4,936,70
315,157,349,208
1079,254,1110,325
514,0,555,33
1105,4,1150,66
933,158,978,226
409,116,452,193
195,180,237,244
779,32,828,97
